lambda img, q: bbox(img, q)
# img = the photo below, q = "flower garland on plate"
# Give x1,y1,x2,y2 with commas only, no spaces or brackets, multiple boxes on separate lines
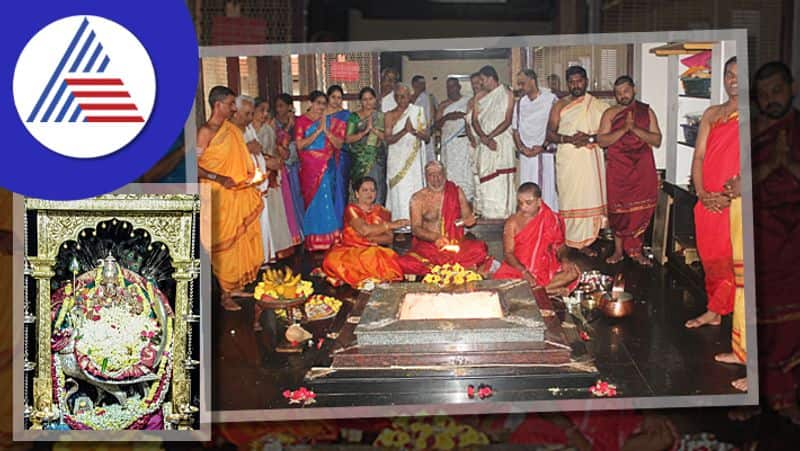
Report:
422,263,482,287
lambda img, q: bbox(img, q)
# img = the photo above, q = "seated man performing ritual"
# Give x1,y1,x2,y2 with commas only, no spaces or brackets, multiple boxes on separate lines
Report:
398,160,493,276
322,176,409,288
493,182,580,296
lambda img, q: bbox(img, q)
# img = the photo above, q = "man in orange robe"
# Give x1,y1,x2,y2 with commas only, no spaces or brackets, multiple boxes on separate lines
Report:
398,161,492,276
493,182,579,295
198,86,264,311
685,57,741,329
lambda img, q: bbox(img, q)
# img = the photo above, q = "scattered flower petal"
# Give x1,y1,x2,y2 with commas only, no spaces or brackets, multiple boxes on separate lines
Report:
589,380,618,397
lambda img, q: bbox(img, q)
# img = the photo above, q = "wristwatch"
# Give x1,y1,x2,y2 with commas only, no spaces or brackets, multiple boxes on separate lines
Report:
588,135,597,144
207,173,217,180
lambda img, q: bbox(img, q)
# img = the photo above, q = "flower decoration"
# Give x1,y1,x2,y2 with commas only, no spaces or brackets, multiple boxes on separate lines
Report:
305,295,342,320
282,387,317,406
73,303,161,374
579,331,590,341
422,263,482,287
467,384,493,400
274,294,342,321
478,385,493,399
589,380,618,397
374,415,489,449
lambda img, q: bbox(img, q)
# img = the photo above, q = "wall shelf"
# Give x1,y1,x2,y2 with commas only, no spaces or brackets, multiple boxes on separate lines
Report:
650,42,715,56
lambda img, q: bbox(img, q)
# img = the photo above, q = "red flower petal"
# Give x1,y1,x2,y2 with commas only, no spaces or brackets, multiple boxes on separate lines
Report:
282,390,291,398
579,331,590,341
467,385,475,398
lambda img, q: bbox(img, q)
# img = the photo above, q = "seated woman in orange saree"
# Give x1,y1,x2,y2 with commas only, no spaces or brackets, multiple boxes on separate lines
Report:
322,177,409,288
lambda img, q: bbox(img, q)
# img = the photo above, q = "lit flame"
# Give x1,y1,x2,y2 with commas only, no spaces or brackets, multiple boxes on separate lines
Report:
250,168,265,185
442,244,460,253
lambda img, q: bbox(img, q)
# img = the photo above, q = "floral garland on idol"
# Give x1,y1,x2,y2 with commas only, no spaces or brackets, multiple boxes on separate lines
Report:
49,260,174,430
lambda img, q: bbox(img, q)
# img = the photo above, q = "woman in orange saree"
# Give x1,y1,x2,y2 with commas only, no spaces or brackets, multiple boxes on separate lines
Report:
322,177,408,288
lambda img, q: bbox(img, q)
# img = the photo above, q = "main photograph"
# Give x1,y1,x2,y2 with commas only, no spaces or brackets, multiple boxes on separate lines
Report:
186,31,756,421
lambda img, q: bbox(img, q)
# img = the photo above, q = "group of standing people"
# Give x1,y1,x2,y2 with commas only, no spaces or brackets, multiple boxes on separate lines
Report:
195,62,669,306
195,52,800,427
689,58,800,426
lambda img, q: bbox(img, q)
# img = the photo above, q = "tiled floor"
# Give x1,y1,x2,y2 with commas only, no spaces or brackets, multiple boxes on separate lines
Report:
211,231,746,412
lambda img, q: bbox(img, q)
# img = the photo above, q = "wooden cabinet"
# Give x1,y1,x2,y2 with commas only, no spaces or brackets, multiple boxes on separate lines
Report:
660,181,705,297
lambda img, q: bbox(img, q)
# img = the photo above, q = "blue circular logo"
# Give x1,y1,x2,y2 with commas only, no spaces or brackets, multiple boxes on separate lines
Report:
2,1,198,199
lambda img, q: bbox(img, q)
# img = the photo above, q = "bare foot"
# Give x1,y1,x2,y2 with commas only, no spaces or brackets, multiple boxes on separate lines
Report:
728,406,761,421
630,253,653,267
731,377,747,391
221,292,242,311
606,252,624,264
685,311,721,328
715,352,746,365
579,247,598,257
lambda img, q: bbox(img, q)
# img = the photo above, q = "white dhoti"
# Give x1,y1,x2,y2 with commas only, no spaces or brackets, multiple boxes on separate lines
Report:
415,92,436,162
246,123,292,261
519,153,559,212
556,94,609,248
513,89,559,211
468,85,517,219
251,154,275,263
386,104,426,221
440,97,474,201
381,92,397,113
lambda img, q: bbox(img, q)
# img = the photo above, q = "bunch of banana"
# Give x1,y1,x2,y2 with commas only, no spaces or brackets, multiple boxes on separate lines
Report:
254,267,314,301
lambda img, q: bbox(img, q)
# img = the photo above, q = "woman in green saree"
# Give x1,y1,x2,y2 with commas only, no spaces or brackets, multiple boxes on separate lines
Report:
346,87,387,205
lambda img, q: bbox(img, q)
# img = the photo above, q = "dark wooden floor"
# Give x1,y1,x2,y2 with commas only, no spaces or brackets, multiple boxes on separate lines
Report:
211,231,746,413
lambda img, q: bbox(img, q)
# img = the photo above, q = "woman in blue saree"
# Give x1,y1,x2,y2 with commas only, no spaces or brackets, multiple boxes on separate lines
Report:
325,85,352,221
295,91,347,251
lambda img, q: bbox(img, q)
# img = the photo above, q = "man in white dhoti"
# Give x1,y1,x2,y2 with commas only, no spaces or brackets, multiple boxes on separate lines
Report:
466,72,485,201
237,96,293,265
435,77,474,201
412,75,437,162
232,96,272,264
384,83,429,221
467,65,517,219
547,65,610,256
380,67,399,113
512,69,559,211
